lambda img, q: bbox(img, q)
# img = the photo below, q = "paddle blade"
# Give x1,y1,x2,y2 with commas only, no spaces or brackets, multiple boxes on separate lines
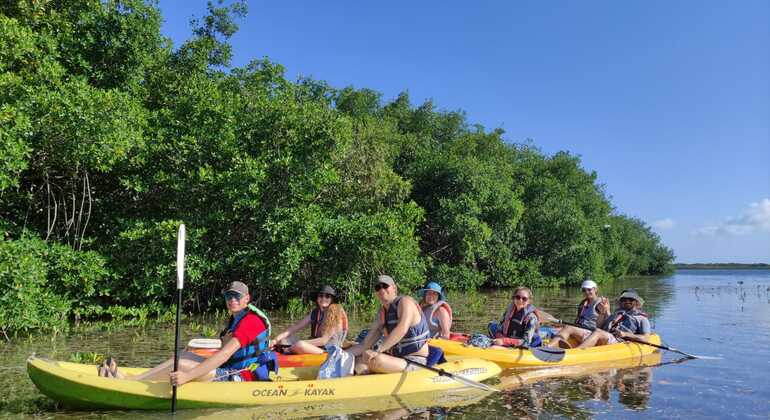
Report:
687,354,723,360
537,310,560,324
449,373,499,392
529,346,566,363
176,224,186,289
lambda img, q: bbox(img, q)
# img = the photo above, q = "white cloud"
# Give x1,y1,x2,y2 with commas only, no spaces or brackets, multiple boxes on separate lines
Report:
695,198,770,236
652,218,675,230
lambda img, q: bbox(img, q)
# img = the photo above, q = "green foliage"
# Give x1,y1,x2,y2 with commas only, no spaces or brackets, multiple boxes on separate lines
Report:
68,351,105,364
0,0,675,335
285,297,309,320
0,236,71,338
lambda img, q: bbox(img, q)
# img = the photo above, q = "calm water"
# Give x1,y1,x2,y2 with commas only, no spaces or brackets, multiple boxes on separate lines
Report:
1,269,769,419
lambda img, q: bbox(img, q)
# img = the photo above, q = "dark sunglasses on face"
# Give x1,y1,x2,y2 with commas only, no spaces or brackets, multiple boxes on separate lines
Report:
620,298,635,303
224,291,243,301
374,283,390,292
317,293,333,299
582,288,594,292
513,295,529,302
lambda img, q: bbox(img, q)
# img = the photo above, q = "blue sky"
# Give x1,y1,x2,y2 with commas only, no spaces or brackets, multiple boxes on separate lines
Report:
158,1,769,263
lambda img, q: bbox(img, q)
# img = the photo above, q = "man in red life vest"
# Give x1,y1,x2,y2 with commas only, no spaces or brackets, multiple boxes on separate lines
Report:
98,281,274,384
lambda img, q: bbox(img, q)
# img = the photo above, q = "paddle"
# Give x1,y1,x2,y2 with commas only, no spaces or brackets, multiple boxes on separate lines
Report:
171,224,186,413
615,336,722,360
395,355,498,392
540,310,722,360
519,345,566,363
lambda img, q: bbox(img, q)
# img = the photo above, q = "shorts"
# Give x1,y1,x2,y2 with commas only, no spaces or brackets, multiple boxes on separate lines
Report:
606,334,619,345
213,367,243,382
401,355,428,372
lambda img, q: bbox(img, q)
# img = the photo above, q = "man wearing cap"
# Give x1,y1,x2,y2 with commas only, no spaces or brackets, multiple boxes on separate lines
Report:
351,274,431,374
99,281,275,385
578,288,651,348
547,278,610,348
270,285,349,354
419,281,453,339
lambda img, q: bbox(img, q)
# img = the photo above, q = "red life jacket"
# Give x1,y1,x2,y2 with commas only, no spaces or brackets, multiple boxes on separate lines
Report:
499,303,541,339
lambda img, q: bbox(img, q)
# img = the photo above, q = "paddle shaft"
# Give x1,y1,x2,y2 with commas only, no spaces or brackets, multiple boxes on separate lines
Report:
172,224,186,413
396,355,497,392
171,287,182,412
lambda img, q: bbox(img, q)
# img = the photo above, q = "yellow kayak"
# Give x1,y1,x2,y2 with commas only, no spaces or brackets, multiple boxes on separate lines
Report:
430,334,661,369
27,356,501,410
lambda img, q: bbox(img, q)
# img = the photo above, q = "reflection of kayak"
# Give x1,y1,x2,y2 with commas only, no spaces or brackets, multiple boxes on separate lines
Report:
496,351,662,390
27,356,501,410
430,334,661,369
171,387,490,419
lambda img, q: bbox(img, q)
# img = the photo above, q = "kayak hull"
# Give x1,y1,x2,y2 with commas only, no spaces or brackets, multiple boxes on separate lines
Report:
430,334,662,369
27,356,501,410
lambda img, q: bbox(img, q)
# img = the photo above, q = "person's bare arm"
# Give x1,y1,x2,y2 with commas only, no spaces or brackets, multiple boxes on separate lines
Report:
436,307,451,339
614,318,651,342
307,315,348,346
270,315,311,347
596,297,610,327
171,337,241,386
348,317,383,357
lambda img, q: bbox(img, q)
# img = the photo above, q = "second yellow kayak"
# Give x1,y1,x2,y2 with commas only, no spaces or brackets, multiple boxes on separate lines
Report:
430,334,661,369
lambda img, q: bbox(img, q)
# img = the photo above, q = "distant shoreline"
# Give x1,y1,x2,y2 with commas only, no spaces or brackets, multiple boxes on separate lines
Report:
674,263,770,270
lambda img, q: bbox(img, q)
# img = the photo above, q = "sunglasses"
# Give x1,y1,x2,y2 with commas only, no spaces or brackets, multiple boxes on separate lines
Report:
374,283,390,292
317,293,334,299
620,298,635,303
223,291,243,301
513,295,529,302
582,288,595,292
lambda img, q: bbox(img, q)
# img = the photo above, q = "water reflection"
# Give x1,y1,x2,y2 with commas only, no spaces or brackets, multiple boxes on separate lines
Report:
493,353,662,417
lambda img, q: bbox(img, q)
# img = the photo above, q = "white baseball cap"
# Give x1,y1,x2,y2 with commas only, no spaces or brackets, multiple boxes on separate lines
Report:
581,279,598,289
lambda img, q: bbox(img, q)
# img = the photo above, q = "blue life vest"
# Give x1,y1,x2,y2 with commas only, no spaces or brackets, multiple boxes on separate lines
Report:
604,309,650,335
575,297,603,329
219,304,277,380
380,296,430,357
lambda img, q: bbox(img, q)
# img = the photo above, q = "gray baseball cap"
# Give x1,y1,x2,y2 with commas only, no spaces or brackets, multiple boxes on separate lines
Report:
377,274,396,287
224,281,249,296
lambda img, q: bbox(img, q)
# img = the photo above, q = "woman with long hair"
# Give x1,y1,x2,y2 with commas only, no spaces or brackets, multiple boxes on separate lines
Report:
270,285,349,354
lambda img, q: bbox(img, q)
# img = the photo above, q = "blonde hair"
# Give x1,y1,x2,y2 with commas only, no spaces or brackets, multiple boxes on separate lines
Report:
321,303,346,336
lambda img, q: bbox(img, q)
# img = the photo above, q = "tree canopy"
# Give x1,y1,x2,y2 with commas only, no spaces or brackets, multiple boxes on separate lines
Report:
0,0,674,334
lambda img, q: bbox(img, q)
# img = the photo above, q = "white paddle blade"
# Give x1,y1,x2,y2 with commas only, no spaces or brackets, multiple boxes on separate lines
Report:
177,224,186,289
